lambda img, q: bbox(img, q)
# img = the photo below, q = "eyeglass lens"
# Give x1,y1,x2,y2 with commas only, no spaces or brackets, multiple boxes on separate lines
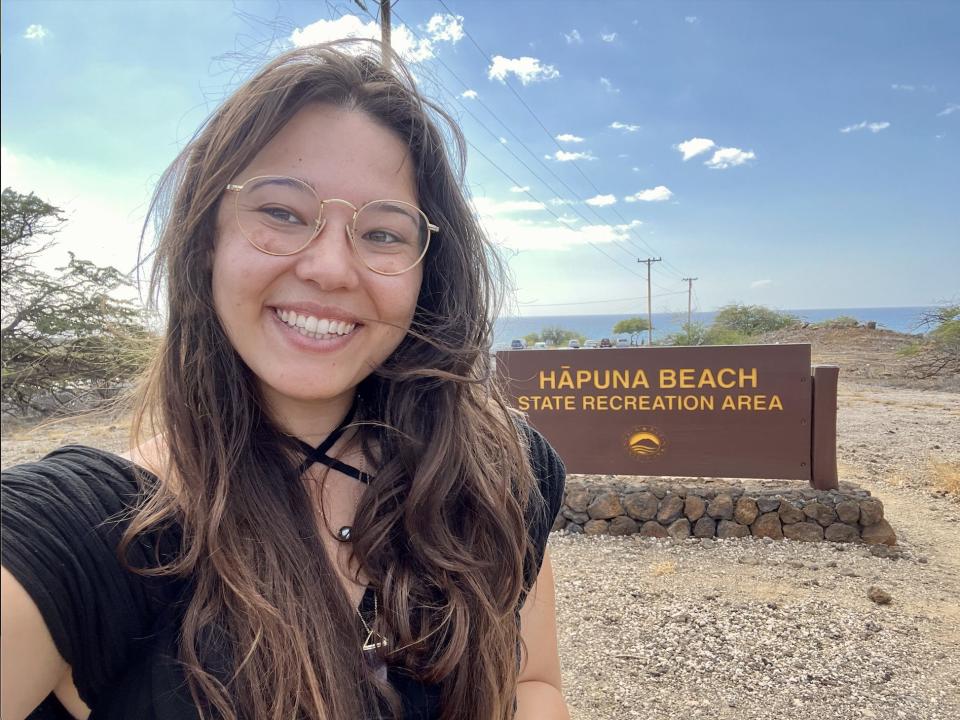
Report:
235,176,429,274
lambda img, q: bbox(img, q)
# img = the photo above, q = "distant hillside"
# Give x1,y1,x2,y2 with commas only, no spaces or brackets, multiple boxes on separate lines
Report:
753,324,955,389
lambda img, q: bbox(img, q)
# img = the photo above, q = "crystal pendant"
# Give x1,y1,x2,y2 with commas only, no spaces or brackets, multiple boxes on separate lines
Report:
337,525,352,542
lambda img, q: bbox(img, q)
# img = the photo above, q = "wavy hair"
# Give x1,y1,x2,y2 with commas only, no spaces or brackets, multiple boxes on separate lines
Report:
121,41,542,720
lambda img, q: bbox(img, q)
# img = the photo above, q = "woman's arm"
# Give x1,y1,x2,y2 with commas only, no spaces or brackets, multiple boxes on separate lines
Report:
1,566,72,720
515,550,570,719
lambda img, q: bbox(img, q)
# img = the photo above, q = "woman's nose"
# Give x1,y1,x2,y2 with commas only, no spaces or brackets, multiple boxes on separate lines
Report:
292,211,361,290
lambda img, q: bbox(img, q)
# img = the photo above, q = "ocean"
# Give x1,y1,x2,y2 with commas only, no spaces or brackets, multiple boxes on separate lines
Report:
493,306,936,350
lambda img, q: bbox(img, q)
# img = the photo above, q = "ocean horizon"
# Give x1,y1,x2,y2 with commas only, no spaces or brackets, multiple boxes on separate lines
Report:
493,305,936,350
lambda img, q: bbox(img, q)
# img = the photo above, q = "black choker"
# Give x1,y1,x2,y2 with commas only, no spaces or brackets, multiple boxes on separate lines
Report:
294,400,373,544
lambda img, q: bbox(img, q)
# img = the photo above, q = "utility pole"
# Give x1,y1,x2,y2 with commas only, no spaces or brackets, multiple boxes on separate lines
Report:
380,0,392,70
352,1,392,68
638,257,662,346
682,277,698,329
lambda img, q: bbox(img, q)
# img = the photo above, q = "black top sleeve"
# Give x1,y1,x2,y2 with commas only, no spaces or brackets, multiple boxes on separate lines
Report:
518,420,566,589
1,446,158,709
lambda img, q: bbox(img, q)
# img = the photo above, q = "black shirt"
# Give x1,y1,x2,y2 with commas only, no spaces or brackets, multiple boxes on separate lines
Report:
1,424,565,719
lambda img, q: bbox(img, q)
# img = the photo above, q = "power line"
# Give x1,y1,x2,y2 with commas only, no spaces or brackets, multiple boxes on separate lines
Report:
434,0,690,281
517,290,687,308
367,6,650,281
387,2,687,280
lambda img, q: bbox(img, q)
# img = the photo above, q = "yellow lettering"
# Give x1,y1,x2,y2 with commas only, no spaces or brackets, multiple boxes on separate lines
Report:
594,370,610,390
722,395,735,410
632,370,650,388
624,396,637,410
754,394,768,411
653,395,666,410
576,370,592,389
740,367,758,388
678,368,695,389
698,368,717,388
539,371,556,390
769,394,783,411
660,369,677,388
737,395,752,410
612,370,630,388
557,366,574,390
717,368,736,389
518,396,530,411
609,395,622,410
702,396,715,411
582,396,595,410
638,395,650,410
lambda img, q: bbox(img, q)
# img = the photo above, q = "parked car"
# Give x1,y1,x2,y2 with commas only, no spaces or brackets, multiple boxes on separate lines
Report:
510,339,526,350
599,338,613,348
584,339,599,349
616,338,630,348
533,341,547,349
568,339,581,349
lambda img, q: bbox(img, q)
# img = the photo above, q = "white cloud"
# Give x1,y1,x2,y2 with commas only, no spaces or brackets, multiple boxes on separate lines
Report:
472,197,546,215
750,279,772,289
24,24,48,40
291,13,464,62
499,137,508,144
632,166,640,172
556,133,584,143
839,120,891,133
676,137,715,160
891,83,915,91
461,89,478,100
510,185,530,193
602,32,617,42
610,121,640,132
564,29,583,45
488,55,560,84
625,186,673,202
557,215,579,225
549,198,572,206
705,147,756,169
0,146,151,279
545,150,596,162
937,103,960,117
685,16,699,24
425,13,464,43
585,194,617,207
600,77,620,94
474,199,643,252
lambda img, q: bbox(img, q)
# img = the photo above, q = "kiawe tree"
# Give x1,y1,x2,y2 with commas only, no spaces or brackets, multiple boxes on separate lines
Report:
1,187,155,414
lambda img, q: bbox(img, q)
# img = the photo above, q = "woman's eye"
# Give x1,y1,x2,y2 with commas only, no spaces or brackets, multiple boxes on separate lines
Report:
364,229,407,245
261,206,303,225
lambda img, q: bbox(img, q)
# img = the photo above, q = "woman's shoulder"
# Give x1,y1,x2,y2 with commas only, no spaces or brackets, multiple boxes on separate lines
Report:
511,413,566,495
2,444,148,498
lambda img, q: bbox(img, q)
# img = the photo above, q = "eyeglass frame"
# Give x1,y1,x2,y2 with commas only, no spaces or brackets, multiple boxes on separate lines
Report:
224,175,439,276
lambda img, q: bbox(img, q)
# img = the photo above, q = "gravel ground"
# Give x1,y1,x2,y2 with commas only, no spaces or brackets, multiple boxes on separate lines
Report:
551,379,960,720
2,379,959,720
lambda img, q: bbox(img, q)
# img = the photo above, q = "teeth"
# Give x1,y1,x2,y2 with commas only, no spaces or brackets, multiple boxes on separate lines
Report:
274,309,357,339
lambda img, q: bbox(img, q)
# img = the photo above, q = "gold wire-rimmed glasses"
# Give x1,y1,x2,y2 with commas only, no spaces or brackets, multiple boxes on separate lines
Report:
225,175,438,276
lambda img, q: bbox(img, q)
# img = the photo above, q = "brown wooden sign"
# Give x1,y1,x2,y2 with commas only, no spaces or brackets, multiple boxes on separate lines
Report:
497,344,838,487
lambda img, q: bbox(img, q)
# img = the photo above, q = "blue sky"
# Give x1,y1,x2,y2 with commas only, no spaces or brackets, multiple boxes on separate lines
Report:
2,0,958,317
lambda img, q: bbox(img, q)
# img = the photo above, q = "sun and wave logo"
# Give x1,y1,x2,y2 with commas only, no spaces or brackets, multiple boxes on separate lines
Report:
625,426,666,460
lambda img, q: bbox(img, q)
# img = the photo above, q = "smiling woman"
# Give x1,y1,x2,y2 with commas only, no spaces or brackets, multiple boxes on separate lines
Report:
1,41,568,720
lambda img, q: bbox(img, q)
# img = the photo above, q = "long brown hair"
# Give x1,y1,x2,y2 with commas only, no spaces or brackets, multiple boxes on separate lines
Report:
122,41,543,720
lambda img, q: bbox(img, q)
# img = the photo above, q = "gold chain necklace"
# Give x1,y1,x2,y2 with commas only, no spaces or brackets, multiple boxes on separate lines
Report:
357,593,389,651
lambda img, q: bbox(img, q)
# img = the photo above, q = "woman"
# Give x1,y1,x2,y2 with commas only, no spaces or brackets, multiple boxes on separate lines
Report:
1,42,568,720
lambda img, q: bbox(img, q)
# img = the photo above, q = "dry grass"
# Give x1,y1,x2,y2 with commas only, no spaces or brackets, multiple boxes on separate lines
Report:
649,561,676,576
930,459,960,496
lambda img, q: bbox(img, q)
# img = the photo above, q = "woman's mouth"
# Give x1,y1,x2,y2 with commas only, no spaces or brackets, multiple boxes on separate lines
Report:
273,308,359,341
